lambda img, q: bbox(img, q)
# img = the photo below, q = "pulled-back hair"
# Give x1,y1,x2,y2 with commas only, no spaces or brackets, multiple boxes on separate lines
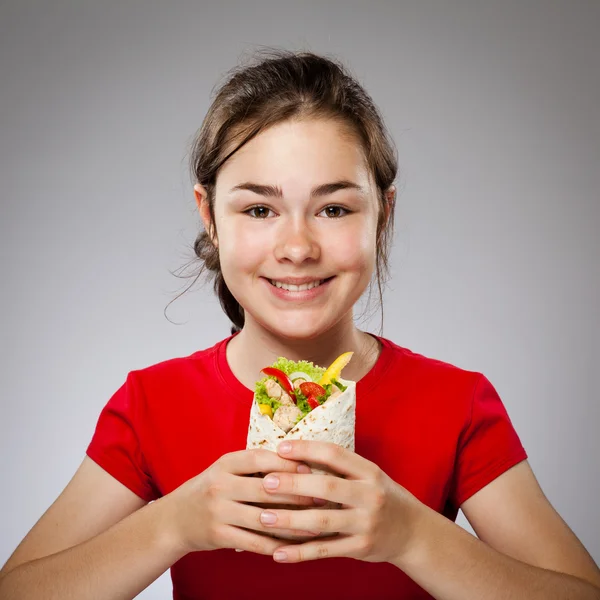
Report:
177,48,398,334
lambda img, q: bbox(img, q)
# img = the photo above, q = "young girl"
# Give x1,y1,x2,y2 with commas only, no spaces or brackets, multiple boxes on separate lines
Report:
1,50,599,600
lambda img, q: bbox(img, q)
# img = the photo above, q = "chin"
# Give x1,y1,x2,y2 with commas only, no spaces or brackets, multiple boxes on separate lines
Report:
259,315,332,342
263,315,344,342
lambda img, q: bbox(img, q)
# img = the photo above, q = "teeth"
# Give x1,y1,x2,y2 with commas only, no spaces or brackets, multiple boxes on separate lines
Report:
270,279,323,292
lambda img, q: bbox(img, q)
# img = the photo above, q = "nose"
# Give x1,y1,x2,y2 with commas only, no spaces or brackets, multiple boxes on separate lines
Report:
274,218,320,264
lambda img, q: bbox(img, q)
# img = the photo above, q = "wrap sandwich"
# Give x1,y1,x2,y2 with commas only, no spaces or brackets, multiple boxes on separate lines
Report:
245,352,355,540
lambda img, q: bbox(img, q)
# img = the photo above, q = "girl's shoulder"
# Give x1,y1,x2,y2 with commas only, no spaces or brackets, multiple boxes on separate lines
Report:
374,335,484,394
126,336,230,386
378,334,479,372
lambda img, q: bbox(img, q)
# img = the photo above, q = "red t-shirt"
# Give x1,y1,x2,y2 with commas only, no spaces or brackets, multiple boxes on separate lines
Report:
87,335,527,600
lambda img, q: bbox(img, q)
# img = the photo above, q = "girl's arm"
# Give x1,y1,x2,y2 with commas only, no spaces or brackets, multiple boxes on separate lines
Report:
0,457,183,600
0,449,312,600
0,499,183,600
395,461,600,600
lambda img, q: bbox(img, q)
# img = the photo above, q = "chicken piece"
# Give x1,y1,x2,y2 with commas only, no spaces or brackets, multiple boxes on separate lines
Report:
273,405,303,433
265,378,283,398
293,377,309,390
279,391,294,406
265,378,294,405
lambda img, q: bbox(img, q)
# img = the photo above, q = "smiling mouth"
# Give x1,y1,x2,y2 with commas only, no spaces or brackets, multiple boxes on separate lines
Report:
268,277,334,292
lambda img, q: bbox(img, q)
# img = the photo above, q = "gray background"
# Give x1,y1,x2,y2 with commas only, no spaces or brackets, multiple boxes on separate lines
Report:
1,0,598,597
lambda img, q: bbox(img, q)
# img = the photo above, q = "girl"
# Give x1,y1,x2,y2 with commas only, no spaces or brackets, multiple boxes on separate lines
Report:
1,49,599,600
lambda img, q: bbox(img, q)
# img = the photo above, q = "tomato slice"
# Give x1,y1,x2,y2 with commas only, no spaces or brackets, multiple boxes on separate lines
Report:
299,382,326,398
306,395,320,410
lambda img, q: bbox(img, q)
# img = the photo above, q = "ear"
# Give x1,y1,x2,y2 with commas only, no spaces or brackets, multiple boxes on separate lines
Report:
194,184,218,247
384,185,396,222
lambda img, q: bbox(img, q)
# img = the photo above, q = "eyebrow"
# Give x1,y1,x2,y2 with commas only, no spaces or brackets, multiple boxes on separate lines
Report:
228,180,366,198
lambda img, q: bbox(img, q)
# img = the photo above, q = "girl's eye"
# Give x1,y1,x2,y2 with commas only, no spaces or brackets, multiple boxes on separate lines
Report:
245,206,275,219
319,205,350,218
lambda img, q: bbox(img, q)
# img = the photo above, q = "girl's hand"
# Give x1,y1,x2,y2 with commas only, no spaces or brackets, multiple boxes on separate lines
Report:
258,440,426,564
164,449,322,556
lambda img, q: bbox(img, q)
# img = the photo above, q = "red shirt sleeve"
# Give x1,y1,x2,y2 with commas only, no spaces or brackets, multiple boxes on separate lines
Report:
86,372,158,502
449,374,527,509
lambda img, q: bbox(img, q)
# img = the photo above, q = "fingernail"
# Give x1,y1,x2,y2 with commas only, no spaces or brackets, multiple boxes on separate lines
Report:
313,497,327,506
297,464,311,474
278,442,292,454
260,511,277,525
263,475,279,490
274,551,287,562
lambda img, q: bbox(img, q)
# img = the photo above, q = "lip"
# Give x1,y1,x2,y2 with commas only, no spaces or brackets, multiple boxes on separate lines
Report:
262,276,334,301
267,276,330,285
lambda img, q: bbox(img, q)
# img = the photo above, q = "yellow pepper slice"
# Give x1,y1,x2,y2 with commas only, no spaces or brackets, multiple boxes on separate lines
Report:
318,351,354,385
259,403,273,418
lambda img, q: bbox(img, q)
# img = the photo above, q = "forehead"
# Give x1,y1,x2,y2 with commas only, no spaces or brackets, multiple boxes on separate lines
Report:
216,118,372,191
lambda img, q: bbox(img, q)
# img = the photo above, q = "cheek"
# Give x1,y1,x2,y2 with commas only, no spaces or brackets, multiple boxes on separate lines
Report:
218,222,267,276
326,222,377,273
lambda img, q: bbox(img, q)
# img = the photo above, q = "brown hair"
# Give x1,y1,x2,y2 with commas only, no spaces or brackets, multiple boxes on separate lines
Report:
172,48,398,334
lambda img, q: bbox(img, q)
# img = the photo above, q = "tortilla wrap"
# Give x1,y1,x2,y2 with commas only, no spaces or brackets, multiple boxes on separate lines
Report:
245,378,355,540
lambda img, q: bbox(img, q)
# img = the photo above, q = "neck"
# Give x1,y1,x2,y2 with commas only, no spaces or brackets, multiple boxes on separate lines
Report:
226,313,381,390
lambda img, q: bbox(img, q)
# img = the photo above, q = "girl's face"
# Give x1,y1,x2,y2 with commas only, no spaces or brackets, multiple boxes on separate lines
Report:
197,118,385,340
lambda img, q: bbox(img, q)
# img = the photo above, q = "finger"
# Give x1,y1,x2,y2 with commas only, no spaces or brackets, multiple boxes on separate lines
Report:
220,448,306,476
242,525,322,540
222,501,321,539
296,463,328,506
227,473,315,507
259,507,358,535
272,534,364,563
219,524,286,556
277,441,371,479
263,473,365,506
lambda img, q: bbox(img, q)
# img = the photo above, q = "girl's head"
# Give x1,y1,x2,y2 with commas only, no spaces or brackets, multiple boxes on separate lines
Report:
189,49,397,339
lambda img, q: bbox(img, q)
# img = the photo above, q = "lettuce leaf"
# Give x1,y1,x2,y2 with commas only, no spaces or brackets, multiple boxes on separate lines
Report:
270,357,325,382
331,378,347,392
292,388,312,415
254,380,281,412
